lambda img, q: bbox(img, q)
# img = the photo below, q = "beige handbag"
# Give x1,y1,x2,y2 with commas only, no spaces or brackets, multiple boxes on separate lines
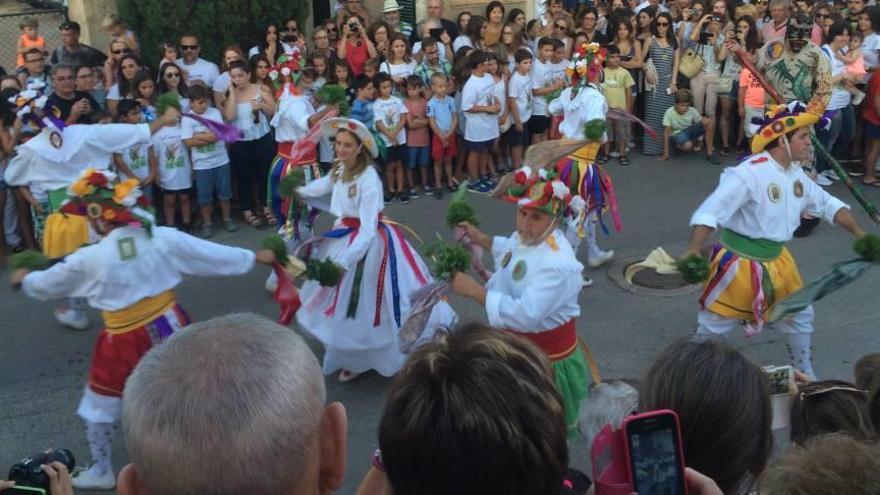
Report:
679,47,705,79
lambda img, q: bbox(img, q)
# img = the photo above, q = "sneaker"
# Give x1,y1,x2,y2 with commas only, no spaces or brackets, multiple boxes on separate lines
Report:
477,181,493,194
815,173,833,186
223,218,239,232
399,192,410,204
483,177,498,190
467,181,482,193
55,308,90,331
609,151,621,158
338,368,364,382
582,275,594,288
587,249,615,268
706,153,722,165
409,187,419,199
820,170,839,182
72,464,116,491
424,184,434,196
198,224,214,238
434,188,444,200
447,184,457,193
384,192,394,204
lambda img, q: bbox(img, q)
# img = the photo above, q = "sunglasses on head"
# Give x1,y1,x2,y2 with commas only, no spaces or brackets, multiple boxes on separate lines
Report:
800,385,867,402
181,44,199,50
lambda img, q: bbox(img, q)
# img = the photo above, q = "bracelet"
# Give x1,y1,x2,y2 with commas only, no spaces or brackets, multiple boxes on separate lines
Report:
372,449,386,472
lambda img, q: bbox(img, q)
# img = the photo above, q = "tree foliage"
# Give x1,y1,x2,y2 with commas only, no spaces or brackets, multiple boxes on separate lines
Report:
116,0,310,68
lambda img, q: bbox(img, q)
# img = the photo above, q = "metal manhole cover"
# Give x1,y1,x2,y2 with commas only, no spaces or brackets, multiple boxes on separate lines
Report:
628,265,690,289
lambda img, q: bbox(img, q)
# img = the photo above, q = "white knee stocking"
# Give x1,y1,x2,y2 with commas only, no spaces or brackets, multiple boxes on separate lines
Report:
85,421,118,474
786,332,816,380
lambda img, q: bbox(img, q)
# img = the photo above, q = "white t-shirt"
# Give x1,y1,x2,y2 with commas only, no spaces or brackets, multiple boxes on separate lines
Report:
494,77,510,132
530,59,566,116
372,96,409,146
212,71,231,94
180,107,229,170
152,125,192,190
462,72,500,142
822,44,852,110
106,83,124,101
453,35,473,53
508,71,533,124
118,143,152,181
864,32,880,71
176,57,220,88
380,60,418,81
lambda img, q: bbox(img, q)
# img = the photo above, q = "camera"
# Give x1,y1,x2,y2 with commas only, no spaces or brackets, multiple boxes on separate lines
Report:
349,21,360,33
282,33,298,43
7,449,75,494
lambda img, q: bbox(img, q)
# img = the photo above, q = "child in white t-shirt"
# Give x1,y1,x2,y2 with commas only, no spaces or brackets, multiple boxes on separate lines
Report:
112,100,157,199
153,110,193,229
373,72,410,203
530,37,566,144
181,85,237,238
507,49,534,171
461,50,500,194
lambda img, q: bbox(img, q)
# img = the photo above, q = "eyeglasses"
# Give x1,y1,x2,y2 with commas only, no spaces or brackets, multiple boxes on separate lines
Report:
326,26,338,31
555,23,568,29
181,44,199,50
55,75,75,81
165,72,181,78
502,30,514,35
657,21,670,26
77,73,94,78
287,25,298,31
799,385,868,402
111,49,131,55
815,12,827,18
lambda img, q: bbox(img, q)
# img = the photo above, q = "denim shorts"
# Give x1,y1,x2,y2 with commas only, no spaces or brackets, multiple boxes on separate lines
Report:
406,145,431,169
195,163,232,206
672,123,706,147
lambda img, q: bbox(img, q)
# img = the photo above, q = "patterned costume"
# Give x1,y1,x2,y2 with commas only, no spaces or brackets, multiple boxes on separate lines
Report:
18,170,261,489
691,102,847,378
295,118,456,376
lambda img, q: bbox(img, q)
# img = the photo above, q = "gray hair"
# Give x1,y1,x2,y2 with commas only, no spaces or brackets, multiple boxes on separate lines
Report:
769,0,790,9
122,313,326,495
579,380,639,448
51,63,78,77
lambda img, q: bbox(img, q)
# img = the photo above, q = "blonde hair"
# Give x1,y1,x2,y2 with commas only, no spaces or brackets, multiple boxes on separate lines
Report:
102,13,124,30
331,128,373,182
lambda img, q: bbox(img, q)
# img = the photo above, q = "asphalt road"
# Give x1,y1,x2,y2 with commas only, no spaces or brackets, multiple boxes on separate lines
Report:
2,150,879,494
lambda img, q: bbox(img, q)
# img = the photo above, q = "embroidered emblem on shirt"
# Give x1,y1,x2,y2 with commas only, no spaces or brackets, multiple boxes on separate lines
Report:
793,180,804,198
512,260,527,281
546,235,559,251
348,184,357,198
49,131,63,149
501,251,512,268
768,183,782,203
117,237,137,260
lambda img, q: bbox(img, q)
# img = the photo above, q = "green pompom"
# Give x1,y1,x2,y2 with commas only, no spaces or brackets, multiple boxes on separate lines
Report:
279,168,306,198
10,249,51,270
306,258,344,287
261,235,290,265
155,92,182,116
854,234,880,262
316,84,351,116
424,239,471,280
676,254,711,284
583,119,606,141
445,183,480,227
543,87,562,105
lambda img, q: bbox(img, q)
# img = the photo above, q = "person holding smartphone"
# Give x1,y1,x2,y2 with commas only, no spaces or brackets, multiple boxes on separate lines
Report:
688,13,725,122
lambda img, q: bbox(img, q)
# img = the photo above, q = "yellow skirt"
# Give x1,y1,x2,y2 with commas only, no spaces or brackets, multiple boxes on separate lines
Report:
700,245,803,322
42,213,89,259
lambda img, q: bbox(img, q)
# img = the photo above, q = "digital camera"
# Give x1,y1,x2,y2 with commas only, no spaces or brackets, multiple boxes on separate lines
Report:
7,449,75,494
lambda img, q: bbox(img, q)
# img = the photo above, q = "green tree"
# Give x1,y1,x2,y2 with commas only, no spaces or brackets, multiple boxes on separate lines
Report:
116,0,309,68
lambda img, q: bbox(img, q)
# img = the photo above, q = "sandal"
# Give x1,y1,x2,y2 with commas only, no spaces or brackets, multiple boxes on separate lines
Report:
243,210,263,227
598,154,609,164
263,209,278,226
719,147,730,157
618,156,630,166
863,179,880,187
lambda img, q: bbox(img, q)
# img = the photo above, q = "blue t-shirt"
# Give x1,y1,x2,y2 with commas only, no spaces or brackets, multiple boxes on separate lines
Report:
351,98,374,129
427,95,455,135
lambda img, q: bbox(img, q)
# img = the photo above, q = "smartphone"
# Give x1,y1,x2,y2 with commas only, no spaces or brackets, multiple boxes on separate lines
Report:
623,410,688,495
429,28,444,41
698,31,712,45
4,487,47,495
763,365,793,395
763,365,793,430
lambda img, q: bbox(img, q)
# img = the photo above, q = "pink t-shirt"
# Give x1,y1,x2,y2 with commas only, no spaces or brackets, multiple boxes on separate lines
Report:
404,98,430,147
739,69,765,109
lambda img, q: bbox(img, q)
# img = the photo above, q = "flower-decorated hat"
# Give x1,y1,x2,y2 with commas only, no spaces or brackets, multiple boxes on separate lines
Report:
59,168,155,232
504,166,586,217
320,117,379,158
269,53,303,97
565,42,606,88
749,99,829,153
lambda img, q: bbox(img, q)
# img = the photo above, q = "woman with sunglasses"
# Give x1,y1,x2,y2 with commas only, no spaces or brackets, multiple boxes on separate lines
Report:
157,62,190,113
643,13,680,155
102,38,132,88
812,2,832,45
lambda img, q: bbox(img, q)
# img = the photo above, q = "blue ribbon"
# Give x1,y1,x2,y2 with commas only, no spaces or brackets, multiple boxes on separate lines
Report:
382,223,402,327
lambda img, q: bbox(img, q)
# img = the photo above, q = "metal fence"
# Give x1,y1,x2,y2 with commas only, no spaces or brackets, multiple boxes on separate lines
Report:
0,8,65,75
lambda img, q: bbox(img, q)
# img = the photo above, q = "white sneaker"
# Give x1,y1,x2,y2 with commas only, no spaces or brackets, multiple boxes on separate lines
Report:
815,172,833,186
72,464,116,490
587,249,615,268
609,151,620,158
338,369,363,383
582,275,594,288
55,308,90,331
265,271,278,293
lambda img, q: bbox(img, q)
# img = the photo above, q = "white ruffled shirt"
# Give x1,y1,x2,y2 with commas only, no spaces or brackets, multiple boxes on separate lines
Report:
22,226,255,311
5,124,151,202
296,165,383,270
690,152,849,242
548,84,608,143
271,91,315,143
485,230,583,332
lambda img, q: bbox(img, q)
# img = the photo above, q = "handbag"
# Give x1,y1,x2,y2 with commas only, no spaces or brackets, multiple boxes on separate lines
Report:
679,47,705,79
644,57,658,90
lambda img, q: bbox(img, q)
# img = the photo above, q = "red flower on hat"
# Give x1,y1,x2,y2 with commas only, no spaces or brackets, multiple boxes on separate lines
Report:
86,171,109,187
348,122,358,130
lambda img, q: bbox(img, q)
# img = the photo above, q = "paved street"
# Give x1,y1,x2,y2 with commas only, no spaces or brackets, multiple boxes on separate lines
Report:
2,150,879,493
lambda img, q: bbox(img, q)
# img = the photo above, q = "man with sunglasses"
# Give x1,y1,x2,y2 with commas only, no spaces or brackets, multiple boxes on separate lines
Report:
49,21,107,69
176,34,219,88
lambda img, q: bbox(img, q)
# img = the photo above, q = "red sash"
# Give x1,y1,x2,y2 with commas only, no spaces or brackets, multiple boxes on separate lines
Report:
277,141,317,164
509,319,577,361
